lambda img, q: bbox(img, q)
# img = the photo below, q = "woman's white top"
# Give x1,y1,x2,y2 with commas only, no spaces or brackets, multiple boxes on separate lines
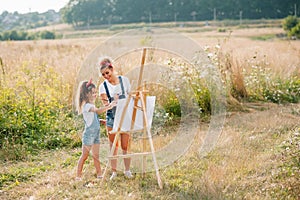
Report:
99,76,131,98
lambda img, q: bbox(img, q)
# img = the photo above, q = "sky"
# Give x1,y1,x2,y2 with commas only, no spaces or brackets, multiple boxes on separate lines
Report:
1,0,70,14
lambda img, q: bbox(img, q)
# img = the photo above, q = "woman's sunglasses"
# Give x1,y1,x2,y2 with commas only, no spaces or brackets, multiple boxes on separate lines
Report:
102,71,110,76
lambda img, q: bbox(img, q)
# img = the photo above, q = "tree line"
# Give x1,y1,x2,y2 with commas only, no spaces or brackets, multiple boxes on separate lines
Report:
61,0,299,27
0,30,58,41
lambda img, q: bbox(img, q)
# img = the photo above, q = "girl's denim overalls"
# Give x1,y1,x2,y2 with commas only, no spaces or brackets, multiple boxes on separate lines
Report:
82,110,100,145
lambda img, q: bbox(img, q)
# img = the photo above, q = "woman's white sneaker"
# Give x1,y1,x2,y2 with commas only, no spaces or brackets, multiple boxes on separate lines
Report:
124,170,133,178
110,172,117,180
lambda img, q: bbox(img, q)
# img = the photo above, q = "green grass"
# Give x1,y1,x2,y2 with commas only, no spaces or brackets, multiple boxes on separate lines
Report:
0,104,299,199
250,34,277,41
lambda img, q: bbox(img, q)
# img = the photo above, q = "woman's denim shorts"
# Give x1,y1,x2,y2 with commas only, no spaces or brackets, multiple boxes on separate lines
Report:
106,107,116,128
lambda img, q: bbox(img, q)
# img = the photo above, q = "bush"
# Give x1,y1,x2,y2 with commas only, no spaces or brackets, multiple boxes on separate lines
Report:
282,15,300,39
263,77,300,103
0,63,77,161
243,65,300,103
164,96,182,117
288,22,300,39
40,30,55,39
282,15,299,32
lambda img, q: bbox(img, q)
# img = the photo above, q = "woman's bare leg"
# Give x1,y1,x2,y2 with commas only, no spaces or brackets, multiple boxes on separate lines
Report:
107,127,118,172
121,133,131,171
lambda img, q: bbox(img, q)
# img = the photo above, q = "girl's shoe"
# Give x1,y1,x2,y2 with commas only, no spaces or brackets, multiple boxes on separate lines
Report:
97,175,103,179
75,177,82,181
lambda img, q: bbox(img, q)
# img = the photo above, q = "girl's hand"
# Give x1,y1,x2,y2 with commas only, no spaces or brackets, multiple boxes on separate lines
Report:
99,119,106,125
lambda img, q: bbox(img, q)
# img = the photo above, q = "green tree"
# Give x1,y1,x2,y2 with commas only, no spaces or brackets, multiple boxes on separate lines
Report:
61,0,111,27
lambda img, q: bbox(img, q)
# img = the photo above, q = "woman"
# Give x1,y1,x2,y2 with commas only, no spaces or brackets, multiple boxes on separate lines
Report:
98,57,133,180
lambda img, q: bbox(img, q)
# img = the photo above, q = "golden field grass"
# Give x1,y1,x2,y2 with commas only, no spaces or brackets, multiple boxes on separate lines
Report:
0,24,299,199
0,103,299,199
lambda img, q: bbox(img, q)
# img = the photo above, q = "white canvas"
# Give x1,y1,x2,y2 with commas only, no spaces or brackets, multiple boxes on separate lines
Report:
112,96,156,133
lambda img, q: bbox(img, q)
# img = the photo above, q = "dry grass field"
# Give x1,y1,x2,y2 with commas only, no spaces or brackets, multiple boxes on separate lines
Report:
0,24,299,199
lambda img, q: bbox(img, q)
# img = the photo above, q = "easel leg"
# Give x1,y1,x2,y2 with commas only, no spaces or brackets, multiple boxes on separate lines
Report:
140,92,163,189
101,131,120,185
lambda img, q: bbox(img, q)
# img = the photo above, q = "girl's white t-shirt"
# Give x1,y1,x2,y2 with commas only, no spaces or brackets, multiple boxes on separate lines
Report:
83,103,95,127
99,76,131,99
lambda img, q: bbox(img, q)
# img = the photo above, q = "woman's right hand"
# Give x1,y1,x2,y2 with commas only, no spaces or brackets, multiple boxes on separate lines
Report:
108,100,117,109
113,94,119,101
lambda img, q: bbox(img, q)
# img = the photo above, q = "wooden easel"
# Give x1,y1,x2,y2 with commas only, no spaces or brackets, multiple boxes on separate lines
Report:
101,48,163,189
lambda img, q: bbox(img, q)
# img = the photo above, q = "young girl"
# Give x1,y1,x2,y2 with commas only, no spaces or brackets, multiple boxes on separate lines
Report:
75,79,116,180
98,57,133,180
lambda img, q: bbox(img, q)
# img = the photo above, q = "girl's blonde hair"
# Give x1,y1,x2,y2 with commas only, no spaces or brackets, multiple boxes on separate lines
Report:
75,79,96,114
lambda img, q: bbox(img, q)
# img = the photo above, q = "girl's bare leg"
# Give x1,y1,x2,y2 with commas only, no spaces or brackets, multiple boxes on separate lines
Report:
77,145,91,178
91,143,102,176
